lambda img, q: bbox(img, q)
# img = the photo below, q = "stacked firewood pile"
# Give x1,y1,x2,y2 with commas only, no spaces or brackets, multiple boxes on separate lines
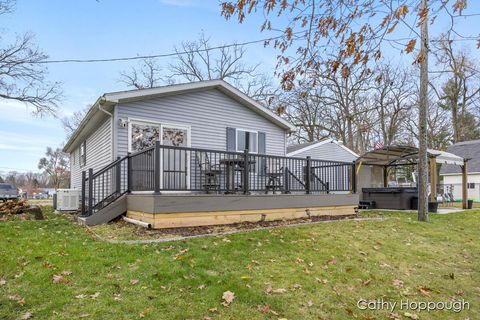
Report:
0,200,44,220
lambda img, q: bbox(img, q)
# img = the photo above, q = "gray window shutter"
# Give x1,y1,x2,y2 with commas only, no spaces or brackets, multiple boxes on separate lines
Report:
258,132,266,175
226,127,236,151
258,132,266,154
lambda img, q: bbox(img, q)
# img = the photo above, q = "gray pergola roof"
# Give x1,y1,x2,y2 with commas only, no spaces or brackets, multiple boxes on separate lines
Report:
358,145,465,167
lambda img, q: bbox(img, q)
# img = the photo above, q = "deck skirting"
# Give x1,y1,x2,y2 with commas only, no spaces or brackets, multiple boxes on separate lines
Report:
125,193,359,229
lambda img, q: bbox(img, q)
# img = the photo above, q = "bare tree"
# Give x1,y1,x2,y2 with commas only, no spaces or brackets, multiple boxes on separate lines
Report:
61,105,90,138
120,34,278,107
221,0,477,221
432,33,480,142
119,58,169,89
0,1,61,116
38,147,70,190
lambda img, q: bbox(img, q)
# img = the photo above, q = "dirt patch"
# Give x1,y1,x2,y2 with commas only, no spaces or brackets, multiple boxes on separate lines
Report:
91,214,358,241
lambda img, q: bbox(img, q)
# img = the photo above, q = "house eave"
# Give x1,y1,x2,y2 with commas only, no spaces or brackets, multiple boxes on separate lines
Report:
62,97,116,153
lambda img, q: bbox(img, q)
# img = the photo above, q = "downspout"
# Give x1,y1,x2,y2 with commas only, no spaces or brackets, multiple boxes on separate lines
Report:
98,96,113,117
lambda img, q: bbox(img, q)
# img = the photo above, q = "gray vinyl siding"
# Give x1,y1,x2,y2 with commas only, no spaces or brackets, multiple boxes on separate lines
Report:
292,143,357,163
114,88,287,157
70,117,113,189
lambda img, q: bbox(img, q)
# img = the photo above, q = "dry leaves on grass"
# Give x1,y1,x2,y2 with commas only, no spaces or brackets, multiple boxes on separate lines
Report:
139,308,150,318
392,279,404,287
0,278,6,286
19,312,32,320
130,279,139,285
52,271,72,284
264,284,287,294
222,291,235,307
418,286,432,297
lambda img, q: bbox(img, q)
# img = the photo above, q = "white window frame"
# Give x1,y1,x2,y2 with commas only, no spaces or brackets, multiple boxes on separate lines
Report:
80,141,86,167
127,118,192,191
127,118,162,153
235,128,259,154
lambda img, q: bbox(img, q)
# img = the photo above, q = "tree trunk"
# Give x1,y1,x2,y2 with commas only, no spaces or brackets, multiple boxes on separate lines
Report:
418,0,429,222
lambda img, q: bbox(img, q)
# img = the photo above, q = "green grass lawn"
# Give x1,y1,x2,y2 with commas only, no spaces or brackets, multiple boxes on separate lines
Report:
1,207,479,320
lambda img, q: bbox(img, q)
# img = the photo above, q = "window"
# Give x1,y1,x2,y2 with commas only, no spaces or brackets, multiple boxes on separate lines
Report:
130,121,160,152
468,183,476,189
80,141,86,166
236,130,258,153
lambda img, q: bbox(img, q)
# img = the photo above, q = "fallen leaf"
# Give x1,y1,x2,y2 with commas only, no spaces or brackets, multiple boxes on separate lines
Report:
272,288,288,294
222,291,235,306
90,292,100,300
52,274,68,284
130,279,139,285
75,294,86,299
418,286,432,297
392,279,404,287
327,258,337,265
388,312,401,319
292,283,302,290
404,312,418,319
362,279,372,286
198,284,206,290
20,312,33,320
307,300,313,307
0,279,6,286
139,308,150,318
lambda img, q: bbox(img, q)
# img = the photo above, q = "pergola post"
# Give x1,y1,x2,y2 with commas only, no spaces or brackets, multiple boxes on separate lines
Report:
383,166,388,187
462,160,468,209
429,157,437,202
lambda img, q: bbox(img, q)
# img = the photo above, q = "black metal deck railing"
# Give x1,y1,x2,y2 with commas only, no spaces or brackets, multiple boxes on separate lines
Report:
81,142,356,216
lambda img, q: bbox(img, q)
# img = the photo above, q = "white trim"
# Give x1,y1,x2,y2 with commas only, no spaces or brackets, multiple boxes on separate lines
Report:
440,172,480,176
336,142,360,158
235,128,259,153
127,117,192,190
127,118,162,153
159,122,192,190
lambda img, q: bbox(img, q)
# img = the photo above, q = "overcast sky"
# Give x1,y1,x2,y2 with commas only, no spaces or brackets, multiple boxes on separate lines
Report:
0,0,479,174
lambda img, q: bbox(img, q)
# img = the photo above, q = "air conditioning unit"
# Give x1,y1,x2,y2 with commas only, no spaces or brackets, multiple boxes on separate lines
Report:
55,189,81,211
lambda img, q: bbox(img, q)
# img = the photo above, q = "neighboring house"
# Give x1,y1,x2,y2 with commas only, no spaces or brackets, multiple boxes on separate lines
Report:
287,139,358,194
440,139,480,201
63,80,358,227
286,139,358,162
64,80,295,190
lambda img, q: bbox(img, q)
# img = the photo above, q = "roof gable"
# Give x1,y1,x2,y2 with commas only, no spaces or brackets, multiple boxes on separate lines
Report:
64,80,295,153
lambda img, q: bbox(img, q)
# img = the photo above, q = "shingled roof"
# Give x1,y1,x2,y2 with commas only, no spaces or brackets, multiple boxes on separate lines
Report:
286,141,322,154
440,139,480,175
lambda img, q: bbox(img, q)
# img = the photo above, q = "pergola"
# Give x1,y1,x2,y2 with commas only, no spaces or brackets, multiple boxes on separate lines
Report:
357,145,469,209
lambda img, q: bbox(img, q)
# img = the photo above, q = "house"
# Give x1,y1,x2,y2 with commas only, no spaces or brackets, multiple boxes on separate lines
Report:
63,80,358,227
287,139,358,194
440,139,480,201
287,139,358,162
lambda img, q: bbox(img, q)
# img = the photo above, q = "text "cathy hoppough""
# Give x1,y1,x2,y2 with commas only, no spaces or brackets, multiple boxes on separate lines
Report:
357,298,470,313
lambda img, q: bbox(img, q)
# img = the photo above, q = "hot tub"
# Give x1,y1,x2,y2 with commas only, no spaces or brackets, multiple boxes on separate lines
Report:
362,187,418,210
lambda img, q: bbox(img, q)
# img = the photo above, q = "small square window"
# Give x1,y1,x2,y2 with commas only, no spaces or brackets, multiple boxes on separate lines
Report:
467,183,475,189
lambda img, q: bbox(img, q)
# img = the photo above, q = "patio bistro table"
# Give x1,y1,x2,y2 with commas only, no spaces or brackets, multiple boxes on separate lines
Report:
219,158,256,194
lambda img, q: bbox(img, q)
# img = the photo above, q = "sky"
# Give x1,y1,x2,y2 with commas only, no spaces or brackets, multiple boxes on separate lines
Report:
0,0,479,175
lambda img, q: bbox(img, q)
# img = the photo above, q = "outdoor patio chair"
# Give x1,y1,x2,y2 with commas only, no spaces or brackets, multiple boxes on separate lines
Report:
264,158,284,194
197,152,222,193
